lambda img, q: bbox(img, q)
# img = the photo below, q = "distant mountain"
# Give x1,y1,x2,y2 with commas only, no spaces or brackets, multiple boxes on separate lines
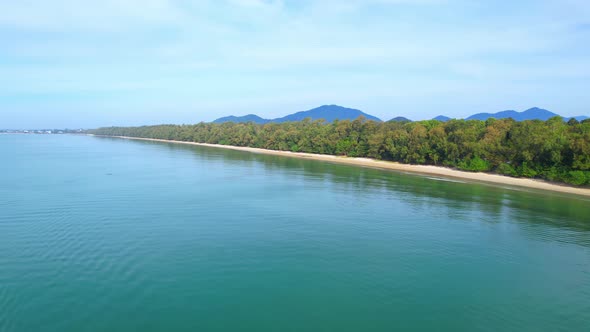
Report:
273,105,381,123
212,114,269,124
433,115,451,122
212,106,586,124
466,107,559,121
212,105,382,124
388,116,412,122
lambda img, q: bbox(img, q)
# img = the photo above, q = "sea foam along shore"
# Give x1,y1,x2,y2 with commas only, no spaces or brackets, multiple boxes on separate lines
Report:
91,135,590,198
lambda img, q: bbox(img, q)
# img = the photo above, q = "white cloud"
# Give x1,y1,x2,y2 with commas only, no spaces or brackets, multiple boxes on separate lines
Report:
227,0,283,8
1,0,589,126
0,0,184,31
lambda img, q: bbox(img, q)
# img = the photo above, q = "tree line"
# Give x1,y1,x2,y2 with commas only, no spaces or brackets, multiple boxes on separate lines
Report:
89,116,590,186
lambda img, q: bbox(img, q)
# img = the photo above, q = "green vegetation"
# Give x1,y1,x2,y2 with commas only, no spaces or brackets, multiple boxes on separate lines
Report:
89,116,590,186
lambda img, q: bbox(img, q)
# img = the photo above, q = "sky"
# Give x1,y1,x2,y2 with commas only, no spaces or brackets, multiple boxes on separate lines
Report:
1,0,589,129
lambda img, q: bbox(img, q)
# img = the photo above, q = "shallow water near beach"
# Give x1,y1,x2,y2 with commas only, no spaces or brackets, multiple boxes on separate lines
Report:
1,134,590,331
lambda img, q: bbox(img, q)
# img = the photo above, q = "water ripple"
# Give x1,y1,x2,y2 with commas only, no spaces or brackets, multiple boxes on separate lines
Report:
1,134,589,331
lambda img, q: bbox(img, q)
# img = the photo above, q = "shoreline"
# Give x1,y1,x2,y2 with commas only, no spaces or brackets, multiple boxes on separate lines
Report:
91,135,590,198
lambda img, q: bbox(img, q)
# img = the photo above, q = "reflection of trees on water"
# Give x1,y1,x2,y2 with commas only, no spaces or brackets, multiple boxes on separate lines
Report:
109,137,590,241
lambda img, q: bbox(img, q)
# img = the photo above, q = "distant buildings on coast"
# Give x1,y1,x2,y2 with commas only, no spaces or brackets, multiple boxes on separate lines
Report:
0,129,85,134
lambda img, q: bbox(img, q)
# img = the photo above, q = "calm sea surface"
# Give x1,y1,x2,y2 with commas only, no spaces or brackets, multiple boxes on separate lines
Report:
1,134,589,332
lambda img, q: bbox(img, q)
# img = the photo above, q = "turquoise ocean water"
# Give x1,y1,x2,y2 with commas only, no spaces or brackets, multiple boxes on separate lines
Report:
1,134,589,331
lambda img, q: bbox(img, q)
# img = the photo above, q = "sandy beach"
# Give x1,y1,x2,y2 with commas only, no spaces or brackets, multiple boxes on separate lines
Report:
93,135,590,198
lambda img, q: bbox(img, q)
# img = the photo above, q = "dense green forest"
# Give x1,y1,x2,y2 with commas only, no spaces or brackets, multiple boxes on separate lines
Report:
90,116,590,186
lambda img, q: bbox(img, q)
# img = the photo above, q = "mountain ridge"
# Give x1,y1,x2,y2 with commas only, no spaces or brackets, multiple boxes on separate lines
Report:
433,115,451,122
388,116,412,122
212,105,588,124
213,114,269,124
466,107,560,121
213,105,382,124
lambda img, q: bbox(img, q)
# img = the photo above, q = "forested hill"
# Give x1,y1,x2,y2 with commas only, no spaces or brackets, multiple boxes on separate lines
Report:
89,117,590,186
213,105,381,124
212,105,587,124
213,114,269,124
467,107,558,121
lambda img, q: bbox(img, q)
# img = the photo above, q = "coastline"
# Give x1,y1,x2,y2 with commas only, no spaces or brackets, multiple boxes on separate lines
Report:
91,135,590,198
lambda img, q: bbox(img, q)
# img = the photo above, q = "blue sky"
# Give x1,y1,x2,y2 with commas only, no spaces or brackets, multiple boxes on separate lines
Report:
1,0,589,128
